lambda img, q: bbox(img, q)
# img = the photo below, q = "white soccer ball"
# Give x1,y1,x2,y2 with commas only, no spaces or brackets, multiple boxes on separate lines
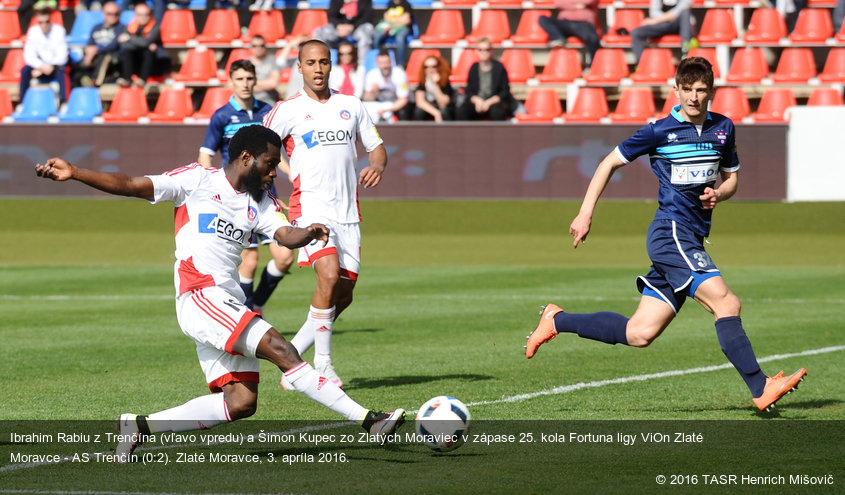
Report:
415,396,471,452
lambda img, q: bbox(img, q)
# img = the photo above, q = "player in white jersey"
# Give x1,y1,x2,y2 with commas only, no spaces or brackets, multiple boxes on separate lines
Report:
263,39,388,388
34,125,403,463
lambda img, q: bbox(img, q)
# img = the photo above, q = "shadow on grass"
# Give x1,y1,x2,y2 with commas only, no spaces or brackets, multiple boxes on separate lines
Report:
346,374,495,389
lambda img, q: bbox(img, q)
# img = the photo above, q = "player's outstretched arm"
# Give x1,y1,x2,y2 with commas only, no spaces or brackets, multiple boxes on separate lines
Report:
273,223,330,249
570,150,627,249
35,157,155,201
359,144,387,188
700,170,739,210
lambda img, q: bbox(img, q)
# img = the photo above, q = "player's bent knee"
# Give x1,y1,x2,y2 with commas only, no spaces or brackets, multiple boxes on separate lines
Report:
226,397,258,420
256,329,302,369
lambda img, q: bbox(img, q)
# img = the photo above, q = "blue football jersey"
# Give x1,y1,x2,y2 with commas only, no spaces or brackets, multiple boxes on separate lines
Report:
200,96,273,166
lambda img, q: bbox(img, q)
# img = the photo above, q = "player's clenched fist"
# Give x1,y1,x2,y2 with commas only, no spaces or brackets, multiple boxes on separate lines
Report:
35,158,74,181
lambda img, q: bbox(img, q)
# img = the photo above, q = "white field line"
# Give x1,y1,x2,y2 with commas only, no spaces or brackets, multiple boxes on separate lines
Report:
1,344,842,482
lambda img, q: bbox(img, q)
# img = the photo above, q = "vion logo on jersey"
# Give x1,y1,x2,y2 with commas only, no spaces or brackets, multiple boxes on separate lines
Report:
671,163,720,185
198,213,247,243
302,129,354,148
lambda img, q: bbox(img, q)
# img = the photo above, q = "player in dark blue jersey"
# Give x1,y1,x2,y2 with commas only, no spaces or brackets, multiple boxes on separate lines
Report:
198,59,293,316
525,57,806,412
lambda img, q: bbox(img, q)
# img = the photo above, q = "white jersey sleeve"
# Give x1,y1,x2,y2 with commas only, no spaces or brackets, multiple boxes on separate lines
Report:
255,194,291,241
146,163,205,206
355,97,383,153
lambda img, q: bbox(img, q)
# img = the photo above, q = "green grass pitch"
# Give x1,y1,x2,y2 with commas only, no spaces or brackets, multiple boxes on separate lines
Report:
1,198,843,494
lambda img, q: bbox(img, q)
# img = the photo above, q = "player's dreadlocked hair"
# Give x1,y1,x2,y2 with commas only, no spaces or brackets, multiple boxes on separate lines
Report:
676,57,714,90
228,125,282,164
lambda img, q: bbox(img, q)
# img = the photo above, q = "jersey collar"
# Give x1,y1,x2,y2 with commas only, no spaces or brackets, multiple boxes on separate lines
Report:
228,96,261,112
670,104,712,124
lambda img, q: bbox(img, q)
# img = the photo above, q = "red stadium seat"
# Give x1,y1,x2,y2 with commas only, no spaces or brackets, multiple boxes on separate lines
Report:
696,9,738,44
514,87,562,122
709,87,750,122
287,10,327,41
562,87,608,122
753,88,796,122
537,47,582,83
771,48,816,83
419,10,465,45
465,10,511,45
500,49,535,83
194,87,233,120
686,47,721,79
440,0,476,5
218,48,252,83
405,49,440,85
819,47,845,83
661,89,680,116
584,48,629,83
196,9,241,45
609,87,656,123
148,87,195,122
788,8,833,43
449,49,480,85
102,87,149,122
172,48,219,83
725,47,769,84
631,47,674,83
838,18,845,42
160,9,196,46
602,9,644,46
806,87,844,106
0,48,24,83
242,10,285,44
0,10,21,45
743,8,787,44
510,10,551,45
0,86,12,118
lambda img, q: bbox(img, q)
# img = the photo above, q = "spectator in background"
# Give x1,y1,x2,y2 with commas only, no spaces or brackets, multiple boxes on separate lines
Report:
276,34,309,100
413,54,455,122
314,0,375,64
21,5,68,103
329,41,365,98
373,0,415,68
120,0,165,23
537,0,600,68
362,49,410,122
455,37,515,121
249,35,280,103
73,1,126,87
17,0,57,33
116,2,170,87
630,0,695,63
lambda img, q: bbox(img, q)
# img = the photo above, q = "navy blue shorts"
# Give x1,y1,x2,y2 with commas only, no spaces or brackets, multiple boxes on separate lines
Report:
636,220,721,313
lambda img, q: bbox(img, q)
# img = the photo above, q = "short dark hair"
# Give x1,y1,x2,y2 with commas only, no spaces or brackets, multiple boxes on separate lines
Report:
229,59,256,77
228,125,281,164
676,57,714,89
297,39,331,63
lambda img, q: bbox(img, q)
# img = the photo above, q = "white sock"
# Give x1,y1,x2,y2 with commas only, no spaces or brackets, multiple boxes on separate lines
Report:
266,259,285,278
290,305,334,356
283,362,367,422
146,393,230,433
313,306,335,367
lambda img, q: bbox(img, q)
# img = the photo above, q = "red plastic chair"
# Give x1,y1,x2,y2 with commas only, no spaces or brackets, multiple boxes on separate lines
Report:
510,10,551,45
194,87,233,119
0,86,12,118
562,87,608,122
514,87,562,122
172,48,219,83
287,10,327,41
0,10,21,45
838,18,845,42
771,48,816,83
440,0,477,5
686,47,721,79
160,9,196,46
788,8,833,43
449,49,480,85
537,48,583,83
709,87,750,122
631,47,674,83
807,87,844,106
102,87,149,122
405,49,440,85
696,9,738,44
0,48,24,83
218,48,252,83
148,87,194,122
465,10,511,45
661,89,680,116
725,47,769,84
500,49,535,84
609,87,656,122
242,10,285,44
419,10,465,45
196,9,241,45
602,9,644,46
753,88,796,122
584,48,629,83
819,47,845,83
743,8,787,44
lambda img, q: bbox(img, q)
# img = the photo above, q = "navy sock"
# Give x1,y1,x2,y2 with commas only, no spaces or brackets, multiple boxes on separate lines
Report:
715,316,766,397
553,312,629,345
252,268,284,307
240,281,253,300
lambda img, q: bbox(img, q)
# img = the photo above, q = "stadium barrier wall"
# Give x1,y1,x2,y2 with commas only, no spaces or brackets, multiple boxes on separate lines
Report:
1,123,787,200
786,107,845,202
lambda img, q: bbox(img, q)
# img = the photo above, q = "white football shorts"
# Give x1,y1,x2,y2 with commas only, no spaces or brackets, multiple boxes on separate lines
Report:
293,218,361,281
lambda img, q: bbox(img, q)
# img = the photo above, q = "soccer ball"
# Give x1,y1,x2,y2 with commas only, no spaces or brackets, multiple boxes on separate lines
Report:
415,396,471,452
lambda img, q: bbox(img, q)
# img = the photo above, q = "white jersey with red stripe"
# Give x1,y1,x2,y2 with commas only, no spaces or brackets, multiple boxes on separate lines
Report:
147,163,289,298
262,89,383,224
